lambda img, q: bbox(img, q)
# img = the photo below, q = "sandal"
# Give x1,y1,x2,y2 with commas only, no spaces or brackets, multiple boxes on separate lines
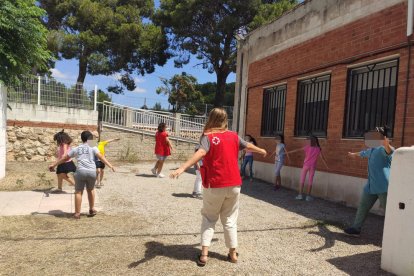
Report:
73,213,81,219
197,254,208,267
227,252,239,263
89,209,97,217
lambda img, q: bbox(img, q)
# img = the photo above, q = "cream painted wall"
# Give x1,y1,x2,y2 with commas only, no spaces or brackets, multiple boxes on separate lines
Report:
381,146,414,276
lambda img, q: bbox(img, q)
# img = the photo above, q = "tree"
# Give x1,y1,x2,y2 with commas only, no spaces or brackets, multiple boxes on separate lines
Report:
156,72,203,114
0,0,52,84
152,102,163,111
196,82,235,106
249,0,298,30
40,0,170,92
155,0,297,107
89,89,111,103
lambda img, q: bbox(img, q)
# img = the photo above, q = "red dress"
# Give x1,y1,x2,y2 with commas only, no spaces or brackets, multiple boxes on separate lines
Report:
155,131,171,156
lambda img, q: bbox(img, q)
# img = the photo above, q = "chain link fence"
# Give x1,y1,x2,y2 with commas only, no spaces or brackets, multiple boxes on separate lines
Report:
7,75,96,110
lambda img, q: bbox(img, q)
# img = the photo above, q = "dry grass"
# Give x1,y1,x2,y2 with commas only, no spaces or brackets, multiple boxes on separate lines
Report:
0,162,55,191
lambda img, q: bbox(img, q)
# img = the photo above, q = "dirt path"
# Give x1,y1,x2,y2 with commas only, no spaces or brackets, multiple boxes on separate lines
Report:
0,162,391,275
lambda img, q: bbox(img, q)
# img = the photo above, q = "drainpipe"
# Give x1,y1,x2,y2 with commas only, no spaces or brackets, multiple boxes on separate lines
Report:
402,0,413,146
236,52,244,133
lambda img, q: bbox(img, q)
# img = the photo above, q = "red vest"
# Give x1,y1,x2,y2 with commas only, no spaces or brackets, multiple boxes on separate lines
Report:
200,131,242,188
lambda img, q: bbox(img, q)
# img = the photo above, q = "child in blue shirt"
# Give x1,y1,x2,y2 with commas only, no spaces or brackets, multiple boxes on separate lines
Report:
344,126,394,236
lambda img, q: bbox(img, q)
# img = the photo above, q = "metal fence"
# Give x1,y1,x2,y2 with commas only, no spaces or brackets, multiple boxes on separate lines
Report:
100,102,208,141
6,75,97,110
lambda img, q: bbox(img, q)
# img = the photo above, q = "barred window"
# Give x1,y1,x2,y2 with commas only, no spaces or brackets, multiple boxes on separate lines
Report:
261,84,287,137
295,75,331,137
344,59,398,138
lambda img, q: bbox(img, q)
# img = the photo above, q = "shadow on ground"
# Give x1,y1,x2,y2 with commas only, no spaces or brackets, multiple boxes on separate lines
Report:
241,179,384,248
327,250,393,276
128,240,226,268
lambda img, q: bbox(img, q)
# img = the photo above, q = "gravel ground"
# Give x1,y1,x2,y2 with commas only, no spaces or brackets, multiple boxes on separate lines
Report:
0,162,392,275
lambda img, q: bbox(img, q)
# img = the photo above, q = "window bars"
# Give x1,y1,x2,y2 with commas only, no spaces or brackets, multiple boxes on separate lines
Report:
343,59,398,138
261,84,287,137
295,75,331,137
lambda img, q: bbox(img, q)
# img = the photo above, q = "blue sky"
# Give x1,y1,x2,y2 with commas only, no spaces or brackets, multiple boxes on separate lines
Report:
51,0,236,109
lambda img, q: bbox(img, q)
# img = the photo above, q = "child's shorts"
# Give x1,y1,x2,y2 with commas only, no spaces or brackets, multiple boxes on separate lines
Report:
74,170,96,191
56,161,76,174
275,160,284,176
156,154,168,161
95,161,106,169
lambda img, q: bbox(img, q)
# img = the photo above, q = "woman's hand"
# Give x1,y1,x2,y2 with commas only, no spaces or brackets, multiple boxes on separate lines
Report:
170,168,185,179
110,166,116,172
261,149,267,157
48,164,55,172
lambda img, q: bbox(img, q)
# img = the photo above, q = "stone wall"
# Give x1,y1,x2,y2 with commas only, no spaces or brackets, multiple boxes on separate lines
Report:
6,124,96,162
101,126,197,162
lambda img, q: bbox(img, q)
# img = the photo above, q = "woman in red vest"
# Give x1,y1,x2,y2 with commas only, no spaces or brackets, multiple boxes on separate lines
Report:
170,108,267,266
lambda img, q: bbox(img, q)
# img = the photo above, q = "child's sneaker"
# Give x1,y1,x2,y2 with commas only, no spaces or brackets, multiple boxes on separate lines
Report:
151,168,157,175
344,227,361,237
305,195,313,201
157,173,165,178
295,194,304,200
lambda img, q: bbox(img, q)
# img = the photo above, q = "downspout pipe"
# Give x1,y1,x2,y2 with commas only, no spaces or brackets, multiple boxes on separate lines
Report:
402,0,413,146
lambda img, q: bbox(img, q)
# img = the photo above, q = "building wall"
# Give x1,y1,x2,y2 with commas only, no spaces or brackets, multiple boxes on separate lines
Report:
235,0,414,209
233,0,406,137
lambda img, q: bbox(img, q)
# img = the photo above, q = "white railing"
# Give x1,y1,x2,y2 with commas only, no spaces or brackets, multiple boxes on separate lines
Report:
100,102,205,141
7,75,97,110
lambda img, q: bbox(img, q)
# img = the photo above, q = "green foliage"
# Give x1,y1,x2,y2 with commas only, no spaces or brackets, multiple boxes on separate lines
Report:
155,0,297,107
89,89,112,103
196,82,235,106
40,0,170,92
0,0,52,84
152,102,163,111
156,72,203,114
249,0,298,30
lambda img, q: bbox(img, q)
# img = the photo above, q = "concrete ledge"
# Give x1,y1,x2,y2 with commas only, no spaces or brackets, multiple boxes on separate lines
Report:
252,161,383,214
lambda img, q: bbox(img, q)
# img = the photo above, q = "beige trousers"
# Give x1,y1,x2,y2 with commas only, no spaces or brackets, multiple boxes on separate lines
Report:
200,186,241,248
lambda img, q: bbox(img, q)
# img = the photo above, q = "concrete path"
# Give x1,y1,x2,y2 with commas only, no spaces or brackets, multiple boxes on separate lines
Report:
0,187,101,216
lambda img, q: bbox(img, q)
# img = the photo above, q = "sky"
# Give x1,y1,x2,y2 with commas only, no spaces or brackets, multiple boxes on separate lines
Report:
51,0,236,109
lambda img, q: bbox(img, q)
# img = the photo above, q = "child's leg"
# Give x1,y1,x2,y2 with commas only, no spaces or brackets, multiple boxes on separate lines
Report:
299,167,309,194
240,158,248,177
62,173,75,186
86,189,95,210
248,157,253,180
74,191,83,214
306,167,316,195
100,168,105,184
154,160,160,170
157,160,165,174
95,168,100,184
277,175,282,187
194,170,202,194
57,173,64,190
86,173,97,210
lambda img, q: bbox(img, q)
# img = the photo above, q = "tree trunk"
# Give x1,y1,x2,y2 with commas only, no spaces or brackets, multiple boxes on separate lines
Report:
214,71,228,107
75,54,88,107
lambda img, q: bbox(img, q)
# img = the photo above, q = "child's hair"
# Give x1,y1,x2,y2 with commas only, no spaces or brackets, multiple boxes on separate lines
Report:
309,135,320,148
53,129,73,146
245,134,257,146
203,108,228,133
158,122,166,132
275,134,285,144
374,126,390,137
81,131,93,143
